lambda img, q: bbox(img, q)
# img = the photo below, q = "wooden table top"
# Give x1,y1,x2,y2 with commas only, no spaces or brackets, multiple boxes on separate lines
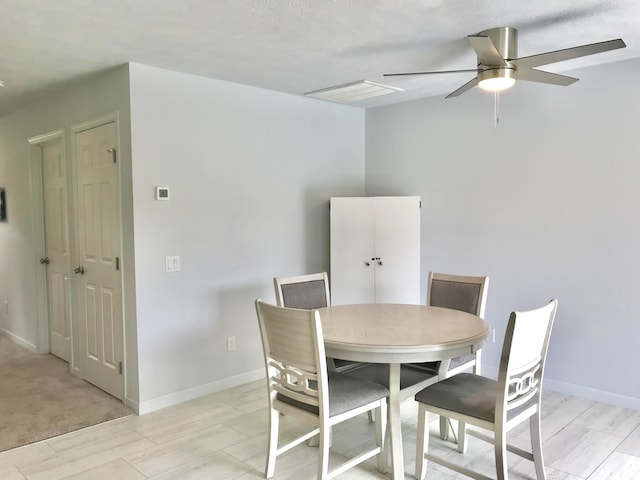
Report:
318,303,490,364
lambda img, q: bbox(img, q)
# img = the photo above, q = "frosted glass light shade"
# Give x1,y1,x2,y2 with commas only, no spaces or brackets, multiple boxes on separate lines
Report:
478,68,516,92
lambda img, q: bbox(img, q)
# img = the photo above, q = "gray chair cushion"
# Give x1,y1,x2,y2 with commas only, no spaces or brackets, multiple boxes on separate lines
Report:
414,373,534,423
345,363,438,390
281,280,327,309
415,373,497,423
430,280,481,315
278,371,389,417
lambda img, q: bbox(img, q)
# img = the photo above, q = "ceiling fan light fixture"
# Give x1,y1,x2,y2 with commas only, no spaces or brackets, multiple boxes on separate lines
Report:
478,68,516,92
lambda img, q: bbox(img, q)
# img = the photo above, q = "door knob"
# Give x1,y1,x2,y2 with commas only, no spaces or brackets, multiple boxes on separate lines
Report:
365,261,371,267
74,266,85,275
40,257,50,265
378,260,383,266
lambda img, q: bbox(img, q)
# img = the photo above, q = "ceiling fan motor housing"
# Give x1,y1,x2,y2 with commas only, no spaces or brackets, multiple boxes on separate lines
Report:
478,26,518,61
477,26,518,87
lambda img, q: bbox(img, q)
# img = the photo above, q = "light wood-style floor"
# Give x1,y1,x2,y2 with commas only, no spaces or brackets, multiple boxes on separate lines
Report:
1,379,639,479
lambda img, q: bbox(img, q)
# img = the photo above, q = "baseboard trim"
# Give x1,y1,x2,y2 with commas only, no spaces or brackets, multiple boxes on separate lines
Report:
137,368,265,415
0,328,37,352
482,365,640,410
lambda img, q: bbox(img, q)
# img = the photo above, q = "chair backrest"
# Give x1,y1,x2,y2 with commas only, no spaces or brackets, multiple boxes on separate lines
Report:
427,272,489,317
497,299,558,419
274,272,330,310
255,299,329,414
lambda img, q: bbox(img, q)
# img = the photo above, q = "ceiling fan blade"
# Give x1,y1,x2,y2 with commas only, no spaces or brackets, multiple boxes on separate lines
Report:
468,35,507,66
383,69,477,77
517,69,578,86
512,38,626,69
445,77,479,98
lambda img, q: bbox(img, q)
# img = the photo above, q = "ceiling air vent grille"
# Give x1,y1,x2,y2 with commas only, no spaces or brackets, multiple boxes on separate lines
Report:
304,80,403,104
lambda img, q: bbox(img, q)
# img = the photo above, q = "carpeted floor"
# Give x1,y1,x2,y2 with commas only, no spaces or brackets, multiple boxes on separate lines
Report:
0,334,133,452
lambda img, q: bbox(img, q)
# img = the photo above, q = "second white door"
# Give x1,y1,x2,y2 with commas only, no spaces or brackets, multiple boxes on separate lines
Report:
74,121,124,400
42,139,72,362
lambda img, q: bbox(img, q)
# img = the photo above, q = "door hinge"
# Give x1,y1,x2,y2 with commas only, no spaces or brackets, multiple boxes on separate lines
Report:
118,361,123,375
115,257,120,271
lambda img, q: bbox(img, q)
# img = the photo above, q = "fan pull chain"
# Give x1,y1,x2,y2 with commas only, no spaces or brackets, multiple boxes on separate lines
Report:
494,91,500,128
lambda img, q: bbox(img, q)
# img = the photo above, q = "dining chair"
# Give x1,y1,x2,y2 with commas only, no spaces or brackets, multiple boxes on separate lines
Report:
414,299,558,480
274,272,362,372
411,271,489,377
255,300,388,479
404,272,489,438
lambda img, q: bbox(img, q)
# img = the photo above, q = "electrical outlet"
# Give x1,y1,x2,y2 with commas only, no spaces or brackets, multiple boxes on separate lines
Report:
227,336,237,352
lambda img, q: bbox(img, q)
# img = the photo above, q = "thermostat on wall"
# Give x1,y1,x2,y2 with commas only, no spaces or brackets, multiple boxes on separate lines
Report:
155,186,170,201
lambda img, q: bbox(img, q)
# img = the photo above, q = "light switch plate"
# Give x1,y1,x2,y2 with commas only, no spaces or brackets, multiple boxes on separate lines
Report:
165,256,180,272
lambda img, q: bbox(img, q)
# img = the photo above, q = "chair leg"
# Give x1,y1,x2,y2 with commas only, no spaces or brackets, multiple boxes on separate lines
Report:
318,423,331,479
309,428,332,447
457,421,467,453
474,349,482,375
494,429,508,480
415,404,429,480
439,415,449,440
266,408,280,478
530,412,547,480
375,400,388,474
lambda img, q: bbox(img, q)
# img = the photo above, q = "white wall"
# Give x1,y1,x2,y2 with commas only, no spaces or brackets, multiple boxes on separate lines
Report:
365,58,640,408
0,68,135,401
128,64,365,411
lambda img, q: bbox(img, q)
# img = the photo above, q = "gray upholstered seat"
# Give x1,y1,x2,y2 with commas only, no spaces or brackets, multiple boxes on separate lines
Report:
278,370,389,417
416,373,497,422
414,299,558,480
255,300,388,479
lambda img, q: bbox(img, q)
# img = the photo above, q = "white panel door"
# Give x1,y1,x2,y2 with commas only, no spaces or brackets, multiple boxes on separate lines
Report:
373,196,421,304
42,140,72,362
74,121,124,400
330,197,376,305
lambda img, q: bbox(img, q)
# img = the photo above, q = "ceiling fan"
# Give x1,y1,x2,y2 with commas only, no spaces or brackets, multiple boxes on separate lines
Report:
384,27,626,98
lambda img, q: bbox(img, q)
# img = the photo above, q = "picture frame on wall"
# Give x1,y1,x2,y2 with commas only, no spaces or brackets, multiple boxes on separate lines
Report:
0,187,6,221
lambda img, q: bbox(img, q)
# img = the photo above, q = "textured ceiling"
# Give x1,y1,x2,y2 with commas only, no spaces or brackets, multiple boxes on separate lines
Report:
0,0,638,115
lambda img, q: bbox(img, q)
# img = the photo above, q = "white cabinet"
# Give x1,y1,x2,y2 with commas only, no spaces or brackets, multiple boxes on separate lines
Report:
330,196,421,305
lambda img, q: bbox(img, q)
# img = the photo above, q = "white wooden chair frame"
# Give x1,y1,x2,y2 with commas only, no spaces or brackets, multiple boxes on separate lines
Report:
428,271,489,377
415,299,558,480
256,300,388,479
422,272,490,438
274,272,364,374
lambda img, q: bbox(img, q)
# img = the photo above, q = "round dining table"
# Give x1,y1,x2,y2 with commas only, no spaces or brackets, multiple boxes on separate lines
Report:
317,303,490,480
